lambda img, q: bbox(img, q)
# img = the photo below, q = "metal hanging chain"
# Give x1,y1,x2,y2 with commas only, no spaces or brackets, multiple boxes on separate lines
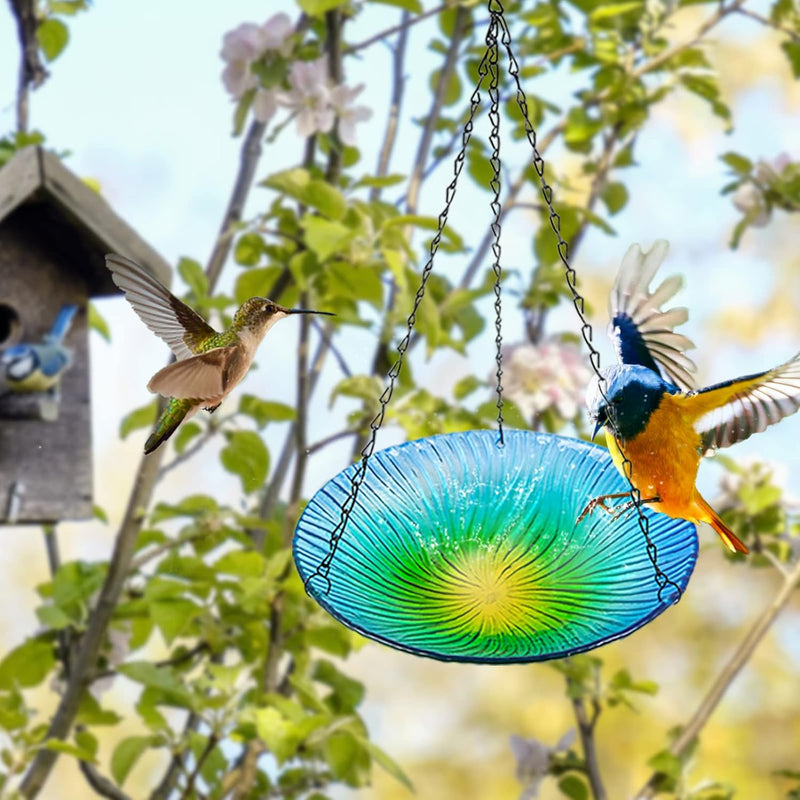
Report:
486,12,505,444
488,0,682,604
305,14,503,596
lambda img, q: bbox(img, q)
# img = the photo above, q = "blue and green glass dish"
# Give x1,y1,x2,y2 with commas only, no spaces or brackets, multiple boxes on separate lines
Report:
293,430,698,663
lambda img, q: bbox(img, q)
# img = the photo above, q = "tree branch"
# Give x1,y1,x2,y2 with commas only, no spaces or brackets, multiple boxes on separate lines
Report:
635,558,800,799
570,694,606,800
369,10,410,203
7,0,48,133
78,761,133,800
179,733,218,800
19,53,272,798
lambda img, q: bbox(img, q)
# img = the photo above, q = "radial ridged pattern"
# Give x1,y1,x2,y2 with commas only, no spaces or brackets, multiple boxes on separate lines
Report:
293,430,698,663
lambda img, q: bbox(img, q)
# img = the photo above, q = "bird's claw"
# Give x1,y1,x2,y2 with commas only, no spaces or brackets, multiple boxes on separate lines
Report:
576,496,617,524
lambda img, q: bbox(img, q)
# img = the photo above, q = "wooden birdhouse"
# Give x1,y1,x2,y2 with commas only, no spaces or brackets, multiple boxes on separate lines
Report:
0,146,171,524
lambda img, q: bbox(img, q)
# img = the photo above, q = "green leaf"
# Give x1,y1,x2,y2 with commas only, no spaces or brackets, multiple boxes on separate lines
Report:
254,707,301,764
429,66,462,106
323,729,370,786
235,233,264,267
220,431,269,494
589,1,642,20
88,302,110,342
111,735,160,786
177,257,207,297
173,421,203,454
213,550,264,578
41,738,97,764
239,394,296,428
36,604,73,630
120,400,157,439
0,637,55,689
371,0,422,10
558,774,589,800
301,216,356,261
354,174,405,189
647,749,682,780
782,41,800,78
361,737,414,790
297,0,346,16
118,662,195,708
601,181,629,215
149,598,199,644
37,18,69,61
453,375,484,400
302,181,347,221
721,152,753,175
235,266,280,305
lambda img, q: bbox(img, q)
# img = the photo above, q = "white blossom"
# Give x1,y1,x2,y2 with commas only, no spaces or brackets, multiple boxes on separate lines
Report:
732,183,770,227
280,57,336,137
510,730,576,799
253,88,280,124
329,83,373,146
220,15,293,102
501,340,591,422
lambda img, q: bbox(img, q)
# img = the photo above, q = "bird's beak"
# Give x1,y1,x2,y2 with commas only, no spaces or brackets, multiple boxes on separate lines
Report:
592,419,603,440
286,308,336,316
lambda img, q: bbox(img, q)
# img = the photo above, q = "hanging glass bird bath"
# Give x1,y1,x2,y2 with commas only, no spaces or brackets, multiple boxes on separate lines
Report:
294,429,697,663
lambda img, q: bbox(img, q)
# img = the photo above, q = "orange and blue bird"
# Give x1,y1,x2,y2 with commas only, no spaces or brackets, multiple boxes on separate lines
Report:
584,240,800,554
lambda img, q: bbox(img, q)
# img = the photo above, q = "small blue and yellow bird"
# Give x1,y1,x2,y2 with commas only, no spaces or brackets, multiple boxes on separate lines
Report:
0,305,78,393
585,240,800,554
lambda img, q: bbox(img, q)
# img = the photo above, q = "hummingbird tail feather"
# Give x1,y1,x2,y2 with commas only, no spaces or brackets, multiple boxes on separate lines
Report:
145,398,194,454
694,493,749,554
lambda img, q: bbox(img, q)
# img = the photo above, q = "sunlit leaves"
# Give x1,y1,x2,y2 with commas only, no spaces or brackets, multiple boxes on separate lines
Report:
220,431,269,493
37,18,69,61
111,735,162,786
119,400,157,439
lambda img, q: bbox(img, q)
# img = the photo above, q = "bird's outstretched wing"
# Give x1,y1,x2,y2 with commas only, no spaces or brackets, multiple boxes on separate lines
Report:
679,353,800,454
147,347,236,401
106,254,217,360
609,240,697,391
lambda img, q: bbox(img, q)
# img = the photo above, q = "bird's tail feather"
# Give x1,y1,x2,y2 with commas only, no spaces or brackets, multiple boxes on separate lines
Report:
145,398,194,454
47,305,78,344
694,493,749,554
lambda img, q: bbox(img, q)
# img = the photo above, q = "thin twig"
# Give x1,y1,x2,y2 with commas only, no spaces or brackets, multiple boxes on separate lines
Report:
306,428,358,456
92,642,209,683
310,319,351,378
736,6,800,42
179,733,218,800
7,0,48,133
204,120,267,290
129,532,209,573
370,10,410,203
345,3,447,54
157,417,232,480
635,558,800,799
78,761,133,800
570,693,607,800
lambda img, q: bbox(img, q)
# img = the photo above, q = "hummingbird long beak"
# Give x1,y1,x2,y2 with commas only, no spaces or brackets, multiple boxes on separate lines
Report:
286,308,336,316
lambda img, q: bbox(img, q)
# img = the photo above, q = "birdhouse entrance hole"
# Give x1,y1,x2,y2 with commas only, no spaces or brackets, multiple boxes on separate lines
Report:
0,304,21,347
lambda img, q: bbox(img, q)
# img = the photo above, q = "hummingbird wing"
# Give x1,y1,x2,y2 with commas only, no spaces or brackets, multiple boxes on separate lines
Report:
146,347,243,401
609,240,697,391
678,353,800,454
106,254,217,360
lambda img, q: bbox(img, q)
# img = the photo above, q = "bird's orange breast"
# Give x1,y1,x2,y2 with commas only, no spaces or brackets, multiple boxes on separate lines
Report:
607,393,703,518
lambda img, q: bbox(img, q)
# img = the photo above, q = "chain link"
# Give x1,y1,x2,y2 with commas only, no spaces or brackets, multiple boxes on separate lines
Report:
304,15,503,595
486,12,505,443
490,0,681,604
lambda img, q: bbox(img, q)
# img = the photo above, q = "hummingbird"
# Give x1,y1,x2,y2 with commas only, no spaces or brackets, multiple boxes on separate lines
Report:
106,254,333,454
1,304,78,395
583,240,800,554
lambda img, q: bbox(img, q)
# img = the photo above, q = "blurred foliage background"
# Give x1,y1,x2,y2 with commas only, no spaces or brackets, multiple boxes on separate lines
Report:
0,0,799,798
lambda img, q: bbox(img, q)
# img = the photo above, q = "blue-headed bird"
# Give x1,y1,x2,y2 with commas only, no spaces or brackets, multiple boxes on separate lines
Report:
584,240,800,554
106,254,333,454
1,304,78,394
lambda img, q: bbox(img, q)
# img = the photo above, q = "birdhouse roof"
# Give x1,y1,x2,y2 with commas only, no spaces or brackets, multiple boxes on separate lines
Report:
0,145,172,294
